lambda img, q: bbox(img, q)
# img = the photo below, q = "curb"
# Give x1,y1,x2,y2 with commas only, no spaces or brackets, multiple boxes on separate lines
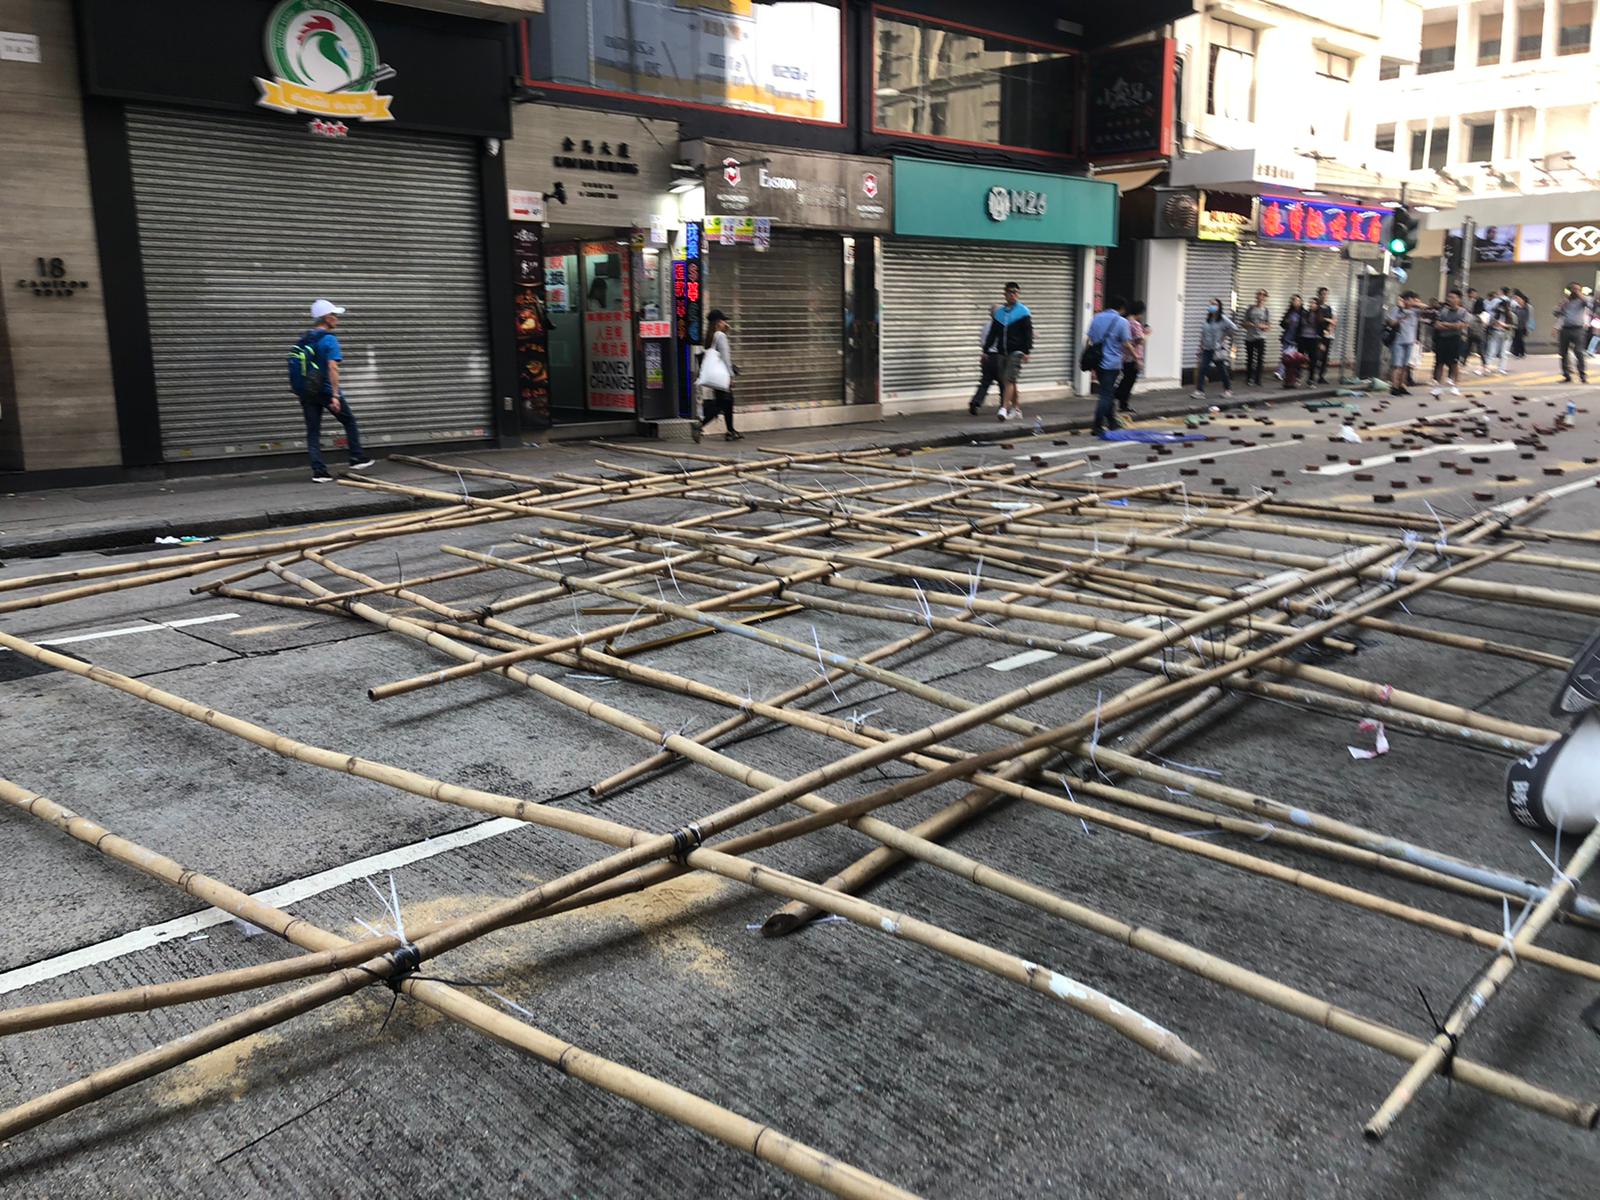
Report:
4,384,1355,559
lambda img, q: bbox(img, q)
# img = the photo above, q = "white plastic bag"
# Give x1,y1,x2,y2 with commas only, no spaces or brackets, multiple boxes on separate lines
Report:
697,347,732,392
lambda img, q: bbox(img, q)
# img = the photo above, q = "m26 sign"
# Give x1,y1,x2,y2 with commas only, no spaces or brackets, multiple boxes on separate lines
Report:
986,186,1048,223
1258,196,1385,248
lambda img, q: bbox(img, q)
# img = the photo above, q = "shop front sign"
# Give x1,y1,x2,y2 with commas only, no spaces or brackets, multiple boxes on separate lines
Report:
255,1,396,128
1197,192,1253,243
1258,196,1385,248
1552,223,1600,263
894,158,1117,247
686,141,892,233
509,107,678,228
1083,39,1175,161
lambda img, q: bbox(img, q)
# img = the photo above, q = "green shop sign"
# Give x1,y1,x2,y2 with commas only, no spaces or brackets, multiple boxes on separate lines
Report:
893,158,1117,246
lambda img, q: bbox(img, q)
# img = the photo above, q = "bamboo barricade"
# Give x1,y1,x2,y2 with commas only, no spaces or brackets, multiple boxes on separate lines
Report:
1363,824,1600,1141
0,629,1203,1067
0,781,922,1200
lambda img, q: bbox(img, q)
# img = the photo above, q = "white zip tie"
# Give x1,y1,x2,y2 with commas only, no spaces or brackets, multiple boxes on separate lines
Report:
810,625,843,706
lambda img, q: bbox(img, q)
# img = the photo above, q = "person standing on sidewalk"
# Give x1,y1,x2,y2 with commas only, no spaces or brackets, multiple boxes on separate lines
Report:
1312,286,1337,384
1279,294,1307,386
702,309,743,440
1243,290,1270,387
983,282,1034,420
1510,290,1531,358
1385,292,1419,396
1556,282,1591,383
969,305,1001,415
1116,301,1147,417
1465,287,1488,374
1296,298,1322,387
1484,287,1513,374
295,299,375,483
1430,289,1470,396
1085,297,1132,437
1191,299,1238,401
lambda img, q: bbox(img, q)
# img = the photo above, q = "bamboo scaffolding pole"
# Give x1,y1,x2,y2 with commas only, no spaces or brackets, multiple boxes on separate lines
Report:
0,627,1203,1064
1364,823,1600,1140
0,781,923,1199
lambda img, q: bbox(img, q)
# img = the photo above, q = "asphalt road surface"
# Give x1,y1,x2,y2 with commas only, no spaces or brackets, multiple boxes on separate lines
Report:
2,362,1598,1198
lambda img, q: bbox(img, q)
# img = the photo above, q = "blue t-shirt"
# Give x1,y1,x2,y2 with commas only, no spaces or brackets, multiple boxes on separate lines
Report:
1086,310,1130,370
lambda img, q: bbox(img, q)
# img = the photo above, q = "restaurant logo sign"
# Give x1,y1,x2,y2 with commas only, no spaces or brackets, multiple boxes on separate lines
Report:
1258,196,1385,248
256,1,396,125
986,186,1048,223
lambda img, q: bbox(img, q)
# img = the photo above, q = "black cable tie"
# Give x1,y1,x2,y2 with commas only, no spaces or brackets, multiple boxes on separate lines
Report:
1416,985,1460,1082
669,822,705,863
383,943,424,993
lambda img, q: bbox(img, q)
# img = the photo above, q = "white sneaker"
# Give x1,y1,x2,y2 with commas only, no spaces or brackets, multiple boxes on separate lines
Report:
1471,366,1483,376
1222,390,1234,399
1430,386,1442,396
1449,386,1463,396
1191,390,1206,400
1012,408,1024,421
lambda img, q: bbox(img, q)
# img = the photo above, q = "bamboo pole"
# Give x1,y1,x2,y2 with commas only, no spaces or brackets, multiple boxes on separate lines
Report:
1364,824,1600,1140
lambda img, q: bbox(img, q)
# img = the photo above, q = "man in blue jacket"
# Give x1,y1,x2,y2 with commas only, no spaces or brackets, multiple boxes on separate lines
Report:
1085,297,1133,437
300,298,376,482
983,282,1034,420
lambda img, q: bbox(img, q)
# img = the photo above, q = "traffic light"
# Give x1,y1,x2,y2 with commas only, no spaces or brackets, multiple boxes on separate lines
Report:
1387,206,1419,261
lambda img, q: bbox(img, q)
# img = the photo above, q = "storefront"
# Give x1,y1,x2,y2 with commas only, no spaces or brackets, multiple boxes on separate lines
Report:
504,105,681,432
680,140,893,419
882,160,1115,408
76,0,514,466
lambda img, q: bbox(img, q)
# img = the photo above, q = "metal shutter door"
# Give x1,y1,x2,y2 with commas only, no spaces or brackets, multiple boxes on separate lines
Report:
126,106,492,461
714,232,843,410
1234,244,1306,343
1298,250,1355,370
880,242,1078,399
1181,243,1237,364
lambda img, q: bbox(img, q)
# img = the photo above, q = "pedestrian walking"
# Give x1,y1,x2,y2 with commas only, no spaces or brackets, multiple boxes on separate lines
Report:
1511,290,1531,358
1556,282,1590,383
1191,298,1238,400
1084,296,1133,437
1296,298,1322,386
1117,301,1147,416
1243,290,1270,387
1312,286,1337,383
1430,288,1470,396
288,299,375,483
1465,287,1488,374
1484,286,1513,374
698,309,742,440
1279,294,1309,387
983,282,1034,421
1385,291,1419,395
968,305,1001,414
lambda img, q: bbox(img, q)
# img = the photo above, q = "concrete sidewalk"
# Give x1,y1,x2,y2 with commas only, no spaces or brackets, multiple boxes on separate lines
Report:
0,377,1354,558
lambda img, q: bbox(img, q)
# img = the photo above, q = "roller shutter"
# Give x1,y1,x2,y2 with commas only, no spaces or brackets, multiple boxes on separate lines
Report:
1234,244,1304,346
707,231,844,410
1298,249,1355,370
125,106,492,461
880,242,1080,400
1181,243,1237,366
1235,244,1356,368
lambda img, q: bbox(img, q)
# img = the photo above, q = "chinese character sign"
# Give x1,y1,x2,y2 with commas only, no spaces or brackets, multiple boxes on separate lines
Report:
1258,197,1385,248
581,241,635,412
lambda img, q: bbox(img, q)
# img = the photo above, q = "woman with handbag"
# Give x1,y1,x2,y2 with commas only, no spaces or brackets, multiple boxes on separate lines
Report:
698,309,742,441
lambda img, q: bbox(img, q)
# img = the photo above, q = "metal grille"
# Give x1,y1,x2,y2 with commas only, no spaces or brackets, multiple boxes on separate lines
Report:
1234,244,1305,347
707,231,844,410
1235,244,1356,367
126,106,493,461
1298,249,1356,369
881,241,1079,399
1181,243,1237,366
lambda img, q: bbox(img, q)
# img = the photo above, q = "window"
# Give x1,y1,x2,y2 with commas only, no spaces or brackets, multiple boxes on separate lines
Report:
1418,46,1456,73
523,1,843,122
1559,24,1592,52
1311,49,1352,141
1517,33,1542,58
1466,122,1494,162
1207,21,1256,121
1379,56,1403,80
872,11,1076,153
1375,128,1396,152
1479,38,1502,62
1410,127,1448,171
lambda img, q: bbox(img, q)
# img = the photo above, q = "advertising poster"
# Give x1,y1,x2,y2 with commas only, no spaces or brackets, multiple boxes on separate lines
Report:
512,225,550,427
581,241,635,412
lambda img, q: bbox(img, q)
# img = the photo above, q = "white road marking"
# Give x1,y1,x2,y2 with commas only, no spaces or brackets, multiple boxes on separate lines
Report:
0,816,527,998
988,614,1163,669
987,648,1058,671
1304,441,1516,477
1081,441,1283,479
0,613,240,652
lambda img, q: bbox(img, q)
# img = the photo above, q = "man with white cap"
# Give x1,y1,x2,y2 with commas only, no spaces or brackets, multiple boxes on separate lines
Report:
296,298,375,482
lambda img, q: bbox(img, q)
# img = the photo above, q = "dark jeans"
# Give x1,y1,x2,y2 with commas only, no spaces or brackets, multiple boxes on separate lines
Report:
970,353,1000,411
1311,337,1331,382
1244,339,1265,386
1195,348,1232,394
1093,367,1121,432
706,388,736,431
301,393,365,475
1115,361,1139,408
1559,327,1589,380
1295,338,1319,384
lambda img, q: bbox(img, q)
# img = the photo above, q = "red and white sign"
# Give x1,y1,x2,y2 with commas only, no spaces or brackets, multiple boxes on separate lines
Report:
582,241,635,413
507,189,547,223
638,320,672,339
862,172,878,199
723,157,742,186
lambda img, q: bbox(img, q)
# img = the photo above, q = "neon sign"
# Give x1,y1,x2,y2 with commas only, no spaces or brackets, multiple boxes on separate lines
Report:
1258,196,1385,248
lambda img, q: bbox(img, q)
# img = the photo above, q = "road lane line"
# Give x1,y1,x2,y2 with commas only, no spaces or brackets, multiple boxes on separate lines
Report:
0,613,240,652
1305,442,1517,477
